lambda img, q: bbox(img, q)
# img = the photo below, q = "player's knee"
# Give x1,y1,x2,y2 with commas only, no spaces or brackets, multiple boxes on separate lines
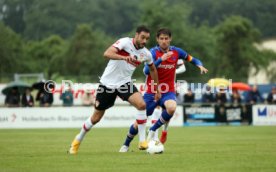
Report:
136,102,146,110
166,104,177,115
165,100,177,115
166,108,175,115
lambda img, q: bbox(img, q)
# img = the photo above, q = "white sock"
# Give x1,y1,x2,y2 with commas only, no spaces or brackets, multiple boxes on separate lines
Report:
163,122,169,132
152,108,162,140
147,130,155,141
76,116,93,141
136,110,147,142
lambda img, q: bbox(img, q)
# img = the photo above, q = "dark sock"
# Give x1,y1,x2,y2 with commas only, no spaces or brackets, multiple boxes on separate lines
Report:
124,124,138,146
150,110,172,131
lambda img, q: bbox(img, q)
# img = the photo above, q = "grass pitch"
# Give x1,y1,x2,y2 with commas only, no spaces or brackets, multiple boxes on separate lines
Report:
0,126,276,172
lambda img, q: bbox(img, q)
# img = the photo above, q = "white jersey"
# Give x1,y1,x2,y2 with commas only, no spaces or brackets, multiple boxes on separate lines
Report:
100,37,153,89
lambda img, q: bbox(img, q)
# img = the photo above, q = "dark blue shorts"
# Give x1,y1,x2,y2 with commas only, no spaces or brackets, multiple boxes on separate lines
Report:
143,92,176,116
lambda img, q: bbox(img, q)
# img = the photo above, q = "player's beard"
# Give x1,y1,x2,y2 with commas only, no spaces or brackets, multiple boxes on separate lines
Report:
140,44,145,48
137,42,145,49
133,40,143,49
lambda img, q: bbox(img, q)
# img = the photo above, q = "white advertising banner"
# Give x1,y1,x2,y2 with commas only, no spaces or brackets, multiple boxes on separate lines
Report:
0,106,183,129
253,104,276,126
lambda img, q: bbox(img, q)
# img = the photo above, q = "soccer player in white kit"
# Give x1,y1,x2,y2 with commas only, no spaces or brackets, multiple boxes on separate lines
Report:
69,26,161,154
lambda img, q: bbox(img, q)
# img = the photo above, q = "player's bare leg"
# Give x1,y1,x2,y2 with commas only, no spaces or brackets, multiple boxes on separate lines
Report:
69,109,105,154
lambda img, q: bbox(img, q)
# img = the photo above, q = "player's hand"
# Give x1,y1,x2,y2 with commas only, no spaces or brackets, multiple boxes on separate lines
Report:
198,66,208,74
161,51,173,61
124,55,136,63
154,89,161,101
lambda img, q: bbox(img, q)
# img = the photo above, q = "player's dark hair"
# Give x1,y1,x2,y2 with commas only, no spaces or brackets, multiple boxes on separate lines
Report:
157,28,172,38
136,25,150,34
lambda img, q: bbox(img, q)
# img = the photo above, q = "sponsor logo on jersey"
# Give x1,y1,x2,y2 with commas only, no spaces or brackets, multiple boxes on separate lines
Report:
158,64,175,69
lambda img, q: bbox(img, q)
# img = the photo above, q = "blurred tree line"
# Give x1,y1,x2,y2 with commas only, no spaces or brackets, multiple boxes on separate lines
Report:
0,0,275,83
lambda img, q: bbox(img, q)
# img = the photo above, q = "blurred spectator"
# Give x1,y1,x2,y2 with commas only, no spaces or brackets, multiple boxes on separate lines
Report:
60,86,74,107
231,90,242,104
184,88,195,103
36,89,53,107
266,86,276,104
246,85,263,104
245,85,263,124
21,88,34,107
215,88,227,104
81,91,95,106
5,87,20,107
176,90,184,104
202,86,215,103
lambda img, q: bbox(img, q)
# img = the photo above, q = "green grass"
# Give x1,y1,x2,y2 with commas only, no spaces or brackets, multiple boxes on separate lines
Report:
0,126,276,172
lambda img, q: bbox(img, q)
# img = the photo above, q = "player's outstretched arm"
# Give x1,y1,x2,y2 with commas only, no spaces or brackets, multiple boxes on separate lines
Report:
103,46,135,62
185,55,208,74
198,65,208,74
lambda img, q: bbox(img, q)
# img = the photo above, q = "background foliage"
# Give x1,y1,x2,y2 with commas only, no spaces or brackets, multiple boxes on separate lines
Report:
0,0,275,82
